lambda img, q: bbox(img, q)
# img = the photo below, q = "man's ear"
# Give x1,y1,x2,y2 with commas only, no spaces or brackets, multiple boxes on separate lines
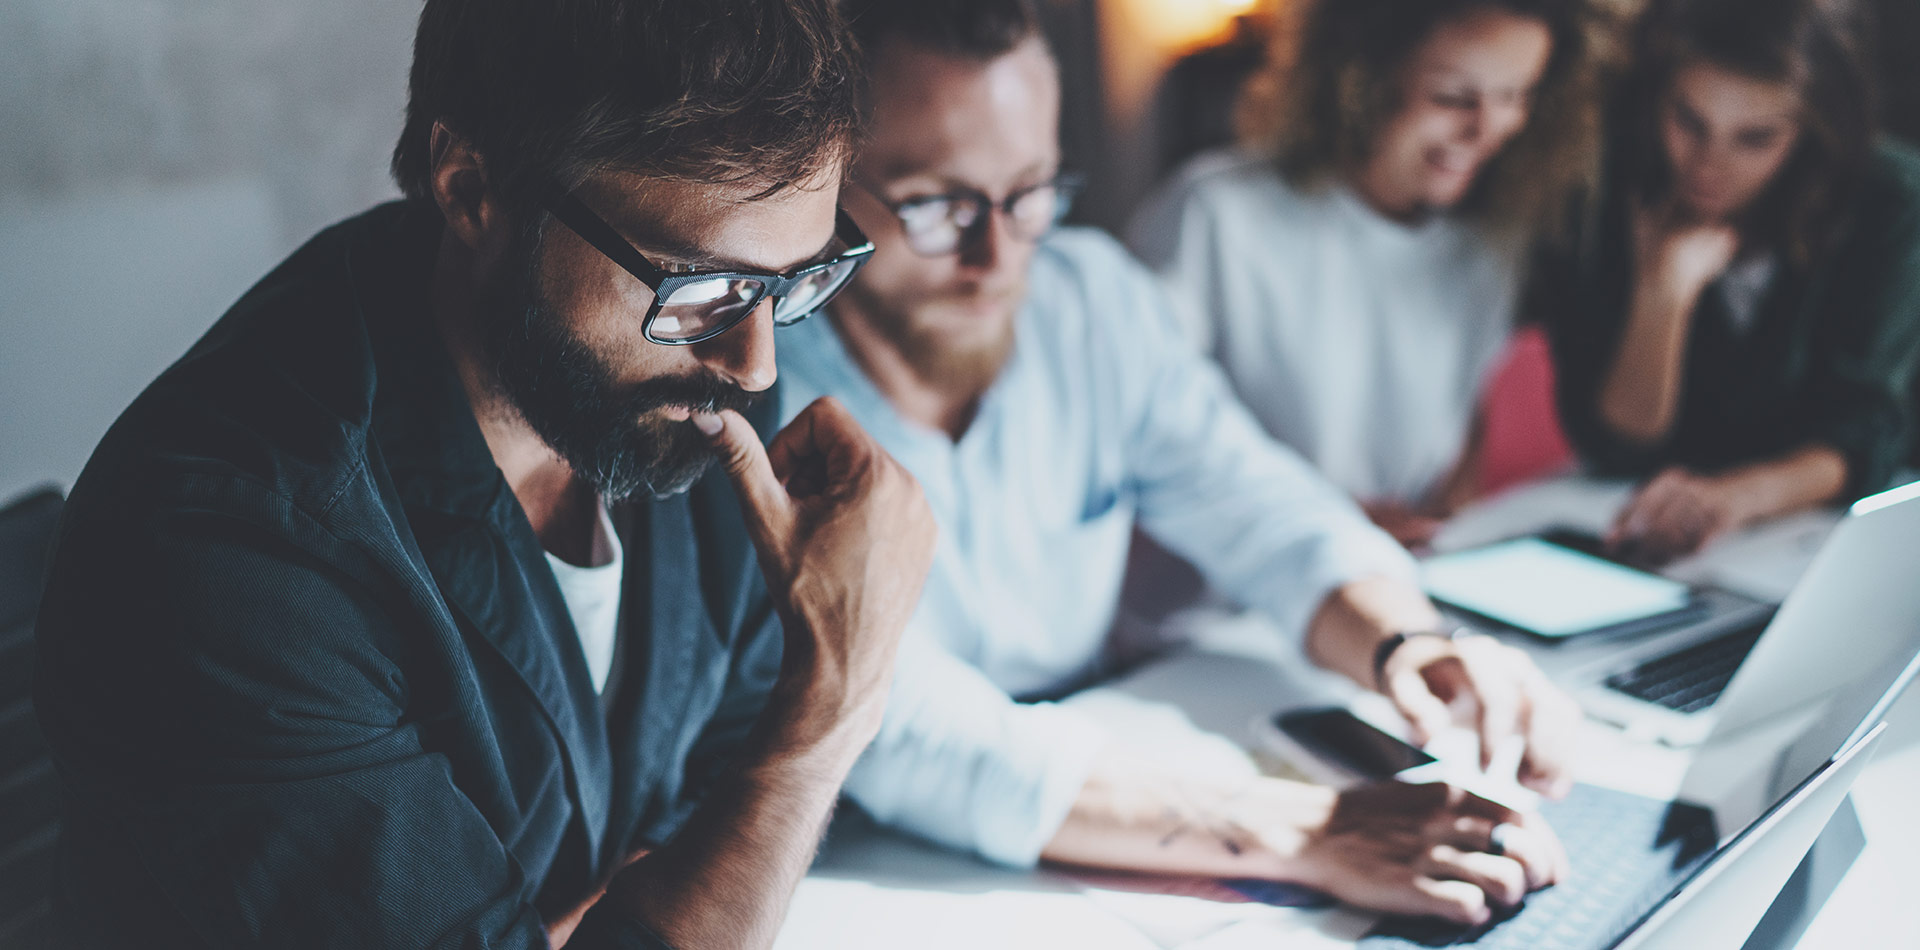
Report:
427,121,507,254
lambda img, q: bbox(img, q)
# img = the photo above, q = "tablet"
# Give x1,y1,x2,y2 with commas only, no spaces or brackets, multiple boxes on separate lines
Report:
1422,537,1695,639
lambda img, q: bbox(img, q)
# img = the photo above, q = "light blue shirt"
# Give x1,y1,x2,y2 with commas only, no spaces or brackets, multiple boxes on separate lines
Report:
777,228,1417,867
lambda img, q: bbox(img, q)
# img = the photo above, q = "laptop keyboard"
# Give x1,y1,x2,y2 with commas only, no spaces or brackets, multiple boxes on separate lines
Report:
1360,782,1718,949
1601,615,1772,714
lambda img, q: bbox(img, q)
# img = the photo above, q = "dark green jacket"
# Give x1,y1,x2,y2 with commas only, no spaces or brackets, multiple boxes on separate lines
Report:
1544,140,1920,498
34,201,782,948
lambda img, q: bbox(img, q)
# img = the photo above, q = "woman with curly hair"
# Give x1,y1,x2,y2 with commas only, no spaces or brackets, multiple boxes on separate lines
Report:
1131,0,1612,547
1545,0,1920,561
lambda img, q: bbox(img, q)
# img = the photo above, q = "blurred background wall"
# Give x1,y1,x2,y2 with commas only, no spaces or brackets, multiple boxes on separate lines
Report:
0,0,1913,502
0,0,417,500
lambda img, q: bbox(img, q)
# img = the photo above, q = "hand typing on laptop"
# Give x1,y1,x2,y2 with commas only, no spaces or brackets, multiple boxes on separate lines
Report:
1299,782,1569,927
1047,754,1567,928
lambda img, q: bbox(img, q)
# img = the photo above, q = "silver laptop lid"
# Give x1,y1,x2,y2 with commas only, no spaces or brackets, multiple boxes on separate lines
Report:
1676,480,1920,835
1612,723,1885,950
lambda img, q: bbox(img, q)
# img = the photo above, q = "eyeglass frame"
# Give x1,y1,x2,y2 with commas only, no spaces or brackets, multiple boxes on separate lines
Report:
542,186,876,346
858,171,1086,257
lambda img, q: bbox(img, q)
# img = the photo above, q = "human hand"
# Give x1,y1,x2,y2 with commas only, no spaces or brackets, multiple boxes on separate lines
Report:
1362,500,1447,549
1633,202,1739,299
1293,781,1568,926
697,397,936,759
545,845,650,947
1607,467,1751,564
1379,633,1581,797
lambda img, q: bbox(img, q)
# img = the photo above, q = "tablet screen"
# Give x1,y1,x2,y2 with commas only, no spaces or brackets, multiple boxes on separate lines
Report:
1422,538,1692,638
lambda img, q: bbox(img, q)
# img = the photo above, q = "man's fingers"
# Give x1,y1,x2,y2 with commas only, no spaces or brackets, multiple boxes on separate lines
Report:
1517,669,1580,797
1386,668,1454,746
1446,641,1520,770
695,409,790,533
769,397,877,494
1422,845,1528,909
1410,876,1492,926
1436,813,1500,851
1428,799,1564,892
1499,813,1571,888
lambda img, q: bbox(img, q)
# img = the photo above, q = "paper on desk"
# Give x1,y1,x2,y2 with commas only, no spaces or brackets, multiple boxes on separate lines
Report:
1175,909,1379,950
1432,477,1636,553
1340,694,1542,813
1394,732,1540,814
777,877,1164,950
1075,876,1300,949
1052,691,1333,947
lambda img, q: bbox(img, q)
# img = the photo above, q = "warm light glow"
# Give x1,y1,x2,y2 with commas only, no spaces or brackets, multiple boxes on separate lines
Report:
1116,0,1262,55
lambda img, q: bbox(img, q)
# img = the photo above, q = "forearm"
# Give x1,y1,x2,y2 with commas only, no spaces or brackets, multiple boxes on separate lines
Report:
1040,754,1332,881
1598,280,1699,445
1720,445,1850,524
599,712,870,950
1304,576,1445,691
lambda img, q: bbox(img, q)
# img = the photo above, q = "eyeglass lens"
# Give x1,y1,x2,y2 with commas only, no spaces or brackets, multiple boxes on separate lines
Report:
771,257,863,325
651,277,763,342
648,256,866,343
897,181,1072,255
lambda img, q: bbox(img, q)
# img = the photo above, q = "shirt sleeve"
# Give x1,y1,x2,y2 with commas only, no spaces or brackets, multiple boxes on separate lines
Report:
837,623,1110,868
1543,169,1920,497
1126,162,1229,356
1798,184,1920,498
1090,235,1421,642
33,491,669,950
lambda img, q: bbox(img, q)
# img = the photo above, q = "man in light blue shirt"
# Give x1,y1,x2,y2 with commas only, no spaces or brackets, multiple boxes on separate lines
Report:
778,0,1581,927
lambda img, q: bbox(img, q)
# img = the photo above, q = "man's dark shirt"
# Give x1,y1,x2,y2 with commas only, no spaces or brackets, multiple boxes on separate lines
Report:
32,201,783,948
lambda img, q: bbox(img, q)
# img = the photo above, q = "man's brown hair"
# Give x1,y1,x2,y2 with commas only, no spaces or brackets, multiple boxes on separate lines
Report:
391,0,863,213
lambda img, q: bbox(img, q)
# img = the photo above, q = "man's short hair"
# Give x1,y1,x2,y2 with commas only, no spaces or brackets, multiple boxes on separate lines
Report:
391,0,861,210
842,0,1048,62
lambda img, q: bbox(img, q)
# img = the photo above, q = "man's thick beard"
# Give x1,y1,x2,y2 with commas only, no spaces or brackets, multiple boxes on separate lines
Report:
856,287,1020,400
480,231,757,501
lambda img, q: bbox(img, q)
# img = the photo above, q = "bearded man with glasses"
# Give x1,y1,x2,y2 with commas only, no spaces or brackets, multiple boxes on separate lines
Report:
777,0,1590,929
33,2,935,948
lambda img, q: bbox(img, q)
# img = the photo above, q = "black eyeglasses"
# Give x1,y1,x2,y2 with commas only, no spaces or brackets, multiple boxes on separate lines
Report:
863,172,1084,257
544,188,875,345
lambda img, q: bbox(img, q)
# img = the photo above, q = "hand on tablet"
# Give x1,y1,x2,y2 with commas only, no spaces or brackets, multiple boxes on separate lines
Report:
1608,468,1752,563
1379,633,1581,798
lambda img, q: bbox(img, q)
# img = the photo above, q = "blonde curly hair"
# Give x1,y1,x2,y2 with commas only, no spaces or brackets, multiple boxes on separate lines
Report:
1236,0,1631,236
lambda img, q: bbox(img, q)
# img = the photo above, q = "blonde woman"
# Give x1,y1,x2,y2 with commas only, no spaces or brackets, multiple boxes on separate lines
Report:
1130,0,1609,546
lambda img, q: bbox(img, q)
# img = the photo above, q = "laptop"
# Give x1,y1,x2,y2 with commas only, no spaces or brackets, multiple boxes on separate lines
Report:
1357,676,1905,950
1611,725,1884,950
1573,478,1920,746
1351,504,1920,950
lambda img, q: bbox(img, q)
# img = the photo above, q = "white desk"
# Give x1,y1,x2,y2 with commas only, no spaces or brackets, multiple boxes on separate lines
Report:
777,477,1918,949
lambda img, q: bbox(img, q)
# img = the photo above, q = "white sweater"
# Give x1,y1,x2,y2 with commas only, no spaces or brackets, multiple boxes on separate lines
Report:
1129,150,1523,505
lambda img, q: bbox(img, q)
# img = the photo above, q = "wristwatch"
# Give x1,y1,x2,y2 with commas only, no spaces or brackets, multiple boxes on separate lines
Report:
1372,627,1467,692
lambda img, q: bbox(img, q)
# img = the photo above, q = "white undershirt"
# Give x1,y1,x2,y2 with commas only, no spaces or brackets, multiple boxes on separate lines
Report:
1717,254,1778,336
543,502,623,695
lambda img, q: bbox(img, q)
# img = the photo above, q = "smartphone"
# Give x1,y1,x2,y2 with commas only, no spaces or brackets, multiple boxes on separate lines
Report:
1274,707,1437,782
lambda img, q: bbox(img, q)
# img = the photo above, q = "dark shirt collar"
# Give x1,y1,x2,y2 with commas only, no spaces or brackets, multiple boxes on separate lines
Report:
345,201,620,866
346,201,509,519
